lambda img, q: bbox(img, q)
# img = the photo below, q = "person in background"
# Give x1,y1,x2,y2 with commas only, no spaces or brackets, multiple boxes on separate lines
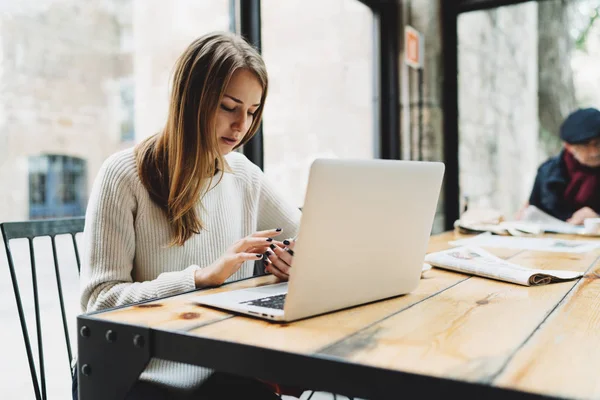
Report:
523,108,600,225
75,32,302,399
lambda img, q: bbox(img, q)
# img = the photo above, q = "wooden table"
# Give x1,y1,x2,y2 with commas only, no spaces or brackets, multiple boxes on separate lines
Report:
77,232,600,400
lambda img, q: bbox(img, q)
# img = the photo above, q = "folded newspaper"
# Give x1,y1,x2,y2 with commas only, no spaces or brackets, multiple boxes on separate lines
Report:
454,205,597,236
424,246,583,286
519,205,586,235
454,208,542,236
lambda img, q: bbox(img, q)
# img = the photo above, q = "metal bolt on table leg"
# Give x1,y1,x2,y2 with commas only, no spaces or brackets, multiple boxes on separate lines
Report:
80,326,91,338
133,334,145,348
81,364,92,376
105,330,117,342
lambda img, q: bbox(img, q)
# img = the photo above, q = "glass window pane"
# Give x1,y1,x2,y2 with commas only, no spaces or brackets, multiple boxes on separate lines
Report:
261,0,376,206
458,0,600,218
0,0,231,223
0,2,231,399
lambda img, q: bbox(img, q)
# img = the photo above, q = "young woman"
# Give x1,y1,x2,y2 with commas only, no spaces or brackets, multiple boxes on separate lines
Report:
75,32,302,399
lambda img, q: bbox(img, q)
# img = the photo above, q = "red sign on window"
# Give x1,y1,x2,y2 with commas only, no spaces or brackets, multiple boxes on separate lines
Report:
405,26,423,69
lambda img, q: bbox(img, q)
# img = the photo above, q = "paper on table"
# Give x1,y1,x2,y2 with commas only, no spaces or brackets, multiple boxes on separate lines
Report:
449,232,600,253
520,205,585,235
454,220,543,236
424,246,583,286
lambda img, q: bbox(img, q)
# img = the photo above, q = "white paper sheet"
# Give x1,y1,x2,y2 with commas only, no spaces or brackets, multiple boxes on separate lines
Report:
449,232,600,253
520,205,585,235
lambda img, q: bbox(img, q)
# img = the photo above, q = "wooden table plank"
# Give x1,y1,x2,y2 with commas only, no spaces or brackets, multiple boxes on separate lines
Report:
82,231,600,399
90,232,527,335
183,237,524,353
494,262,600,399
186,268,470,352
91,275,281,331
313,250,599,389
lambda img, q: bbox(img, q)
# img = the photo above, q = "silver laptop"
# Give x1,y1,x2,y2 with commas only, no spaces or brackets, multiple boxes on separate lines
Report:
195,158,445,322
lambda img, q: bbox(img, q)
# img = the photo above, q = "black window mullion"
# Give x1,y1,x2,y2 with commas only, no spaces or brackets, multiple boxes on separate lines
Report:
442,0,460,230
375,1,401,160
239,0,264,170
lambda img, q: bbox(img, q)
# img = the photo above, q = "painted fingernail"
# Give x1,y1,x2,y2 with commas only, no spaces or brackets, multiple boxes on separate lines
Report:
266,238,273,242
269,244,276,250
276,228,282,232
287,249,295,256
266,250,273,256
256,254,263,259
283,240,290,246
263,260,269,266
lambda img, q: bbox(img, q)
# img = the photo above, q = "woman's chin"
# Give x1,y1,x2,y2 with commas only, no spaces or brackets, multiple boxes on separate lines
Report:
218,145,233,156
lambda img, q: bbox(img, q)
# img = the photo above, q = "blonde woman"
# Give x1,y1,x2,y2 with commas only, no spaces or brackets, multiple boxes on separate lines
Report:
75,32,301,399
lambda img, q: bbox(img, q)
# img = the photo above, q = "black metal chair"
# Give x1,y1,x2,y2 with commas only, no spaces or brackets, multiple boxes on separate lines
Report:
1,217,85,400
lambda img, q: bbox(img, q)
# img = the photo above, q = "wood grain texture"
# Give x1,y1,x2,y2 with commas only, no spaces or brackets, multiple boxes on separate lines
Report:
91,233,523,333
184,235,525,354
88,232,600,399
318,250,598,387
494,263,600,399
92,275,281,332
186,268,471,352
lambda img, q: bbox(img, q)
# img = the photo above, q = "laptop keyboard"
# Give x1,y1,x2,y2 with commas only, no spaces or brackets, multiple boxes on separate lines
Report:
240,294,287,310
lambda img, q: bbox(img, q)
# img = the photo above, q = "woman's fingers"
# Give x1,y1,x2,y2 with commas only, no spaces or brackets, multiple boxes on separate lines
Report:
283,238,296,254
250,228,283,238
236,236,278,252
233,252,265,263
264,256,288,280
266,245,292,274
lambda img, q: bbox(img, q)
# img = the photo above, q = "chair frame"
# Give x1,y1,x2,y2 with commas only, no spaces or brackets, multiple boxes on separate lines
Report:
1,217,85,400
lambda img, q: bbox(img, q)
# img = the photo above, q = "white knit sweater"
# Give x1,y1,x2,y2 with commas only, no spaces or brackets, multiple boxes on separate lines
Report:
80,148,301,391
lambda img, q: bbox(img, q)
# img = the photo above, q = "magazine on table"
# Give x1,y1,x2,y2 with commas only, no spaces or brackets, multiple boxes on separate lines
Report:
424,246,583,286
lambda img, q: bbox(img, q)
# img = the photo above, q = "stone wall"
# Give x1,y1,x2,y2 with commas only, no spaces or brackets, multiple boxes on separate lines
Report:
458,3,539,217
0,0,132,221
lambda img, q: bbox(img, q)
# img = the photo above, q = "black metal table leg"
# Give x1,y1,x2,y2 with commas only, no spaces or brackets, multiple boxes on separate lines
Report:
77,317,151,400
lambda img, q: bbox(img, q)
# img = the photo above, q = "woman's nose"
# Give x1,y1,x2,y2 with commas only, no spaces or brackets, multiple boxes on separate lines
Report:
232,112,249,132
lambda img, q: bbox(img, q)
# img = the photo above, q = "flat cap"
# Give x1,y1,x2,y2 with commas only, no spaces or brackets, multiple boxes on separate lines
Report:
560,108,600,144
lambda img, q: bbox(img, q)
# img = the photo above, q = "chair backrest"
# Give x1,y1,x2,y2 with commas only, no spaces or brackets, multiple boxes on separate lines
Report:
1,217,85,400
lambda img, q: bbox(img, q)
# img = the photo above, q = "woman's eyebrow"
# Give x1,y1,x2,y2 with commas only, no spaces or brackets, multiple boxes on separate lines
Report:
224,94,260,107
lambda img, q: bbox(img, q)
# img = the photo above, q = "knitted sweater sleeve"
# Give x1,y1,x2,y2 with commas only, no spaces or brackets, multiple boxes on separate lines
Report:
255,168,302,240
80,155,199,313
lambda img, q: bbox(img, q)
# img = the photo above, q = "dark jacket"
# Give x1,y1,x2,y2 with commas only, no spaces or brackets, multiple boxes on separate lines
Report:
529,150,600,221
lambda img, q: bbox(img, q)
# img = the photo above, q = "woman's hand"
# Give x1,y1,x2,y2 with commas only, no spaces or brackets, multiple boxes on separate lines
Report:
194,229,283,288
263,237,296,280
567,207,599,225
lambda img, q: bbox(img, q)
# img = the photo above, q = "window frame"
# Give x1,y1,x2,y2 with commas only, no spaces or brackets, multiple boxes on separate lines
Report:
238,0,401,169
442,0,555,229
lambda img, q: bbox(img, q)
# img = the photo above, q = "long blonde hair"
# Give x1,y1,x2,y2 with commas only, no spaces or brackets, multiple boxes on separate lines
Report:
135,32,268,246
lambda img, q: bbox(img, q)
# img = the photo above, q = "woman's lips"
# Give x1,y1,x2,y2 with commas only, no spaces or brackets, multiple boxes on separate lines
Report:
221,137,237,145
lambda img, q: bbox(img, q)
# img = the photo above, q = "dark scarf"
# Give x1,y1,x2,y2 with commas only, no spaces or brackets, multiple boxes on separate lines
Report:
562,150,600,210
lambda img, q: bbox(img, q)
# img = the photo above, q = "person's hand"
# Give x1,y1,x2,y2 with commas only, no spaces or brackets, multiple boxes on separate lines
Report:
194,229,283,288
567,207,599,225
263,237,296,281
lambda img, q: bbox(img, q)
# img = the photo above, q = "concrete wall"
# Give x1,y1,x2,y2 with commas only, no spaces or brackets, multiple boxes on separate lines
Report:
458,3,539,217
